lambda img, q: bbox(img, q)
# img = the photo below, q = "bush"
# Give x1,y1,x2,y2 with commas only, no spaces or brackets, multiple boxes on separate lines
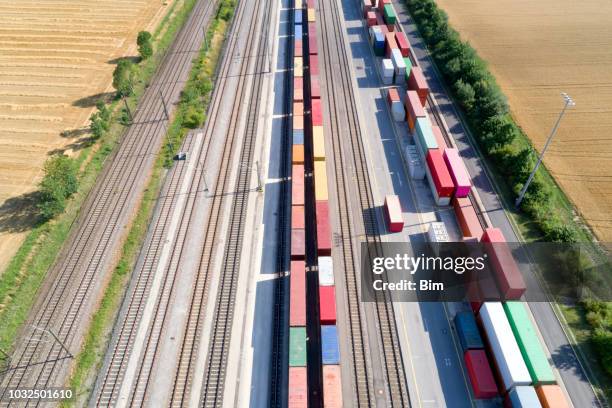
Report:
137,31,153,60
183,105,205,129
112,59,138,97
593,328,612,377
37,155,79,221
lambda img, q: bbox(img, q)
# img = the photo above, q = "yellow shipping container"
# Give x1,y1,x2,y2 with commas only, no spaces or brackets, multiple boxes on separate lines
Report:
308,8,315,22
313,126,325,160
294,57,303,77
295,0,302,9
314,161,328,200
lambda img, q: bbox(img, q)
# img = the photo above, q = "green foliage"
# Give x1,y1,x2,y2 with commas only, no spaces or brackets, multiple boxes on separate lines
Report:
137,31,153,60
183,105,205,129
454,79,475,112
37,155,78,221
217,0,236,21
90,100,112,139
112,59,137,97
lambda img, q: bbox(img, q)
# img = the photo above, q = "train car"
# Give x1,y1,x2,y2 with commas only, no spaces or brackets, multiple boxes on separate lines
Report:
385,32,398,58
322,365,343,408
318,256,334,286
443,148,472,198
288,367,308,408
292,165,304,205
314,161,328,200
414,117,438,159
316,200,332,255
453,197,484,240
294,77,304,102
319,286,337,324
387,88,404,122
535,385,570,408
312,126,325,160
506,386,542,408
311,98,323,126
291,229,305,259
310,75,321,99
455,311,484,351
291,205,305,229
384,194,404,232
321,325,340,364
464,349,498,399
289,326,307,366
425,149,454,206
408,66,429,106
479,302,532,392
290,260,306,326
405,90,425,132
503,302,556,385
481,228,526,300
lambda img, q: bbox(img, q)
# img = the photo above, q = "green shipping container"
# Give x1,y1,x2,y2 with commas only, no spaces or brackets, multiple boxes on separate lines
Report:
383,4,397,25
503,302,556,385
289,327,307,367
404,57,413,82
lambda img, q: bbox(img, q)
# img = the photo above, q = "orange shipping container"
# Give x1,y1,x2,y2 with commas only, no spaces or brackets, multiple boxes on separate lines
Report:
293,145,305,164
292,205,305,229
293,102,304,117
535,385,570,408
293,115,304,130
322,365,343,408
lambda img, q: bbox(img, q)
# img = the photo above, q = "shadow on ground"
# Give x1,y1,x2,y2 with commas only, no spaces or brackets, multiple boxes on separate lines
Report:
0,192,42,234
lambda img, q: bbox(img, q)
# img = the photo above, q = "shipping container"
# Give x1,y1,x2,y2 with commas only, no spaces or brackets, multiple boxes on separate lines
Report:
381,58,394,85
455,311,484,351
313,126,325,160
292,145,304,164
427,221,449,243
479,302,532,391
294,39,303,57
383,3,397,24
395,31,410,57
310,75,321,99
288,367,307,408
314,161,328,200
384,194,404,232
295,24,303,40
318,256,334,286
307,0,315,7
319,286,337,324
292,205,305,229
432,125,446,149
291,229,306,260
535,385,569,408
295,0,303,9
387,88,405,121
464,349,498,399
363,0,372,17
366,10,377,27
309,35,318,55
316,200,332,255
309,54,319,75
293,129,304,145
507,386,542,408
408,66,429,105
443,148,472,198
403,57,413,82
404,144,425,180
391,49,406,84
294,56,303,77
414,117,438,158
453,197,484,240
370,26,385,56
322,365,343,408
294,77,304,102
405,90,425,131
378,0,391,12
308,21,316,38
290,261,306,326
503,302,556,385
294,9,303,24
293,114,303,130
292,165,304,205
321,325,340,364
307,8,315,22
426,149,454,205
482,228,526,300
289,326,307,366
385,32,398,58
312,98,323,126
293,101,304,117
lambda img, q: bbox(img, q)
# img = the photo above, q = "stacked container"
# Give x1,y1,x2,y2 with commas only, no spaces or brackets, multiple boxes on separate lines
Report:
391,49,406,84
481,228,526,300
414,117,438,159
443,148,471,198
380,59,394,85
404,144,425,180
408,66,429,105
425,149,454,206
387,88,405,122
405,90,425,132
452,196,483,241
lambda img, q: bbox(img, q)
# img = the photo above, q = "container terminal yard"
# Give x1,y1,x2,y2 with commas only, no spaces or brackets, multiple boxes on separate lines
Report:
0,0,608,407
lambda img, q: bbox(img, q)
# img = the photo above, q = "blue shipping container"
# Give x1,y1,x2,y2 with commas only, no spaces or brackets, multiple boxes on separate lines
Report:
454,311,484,351
508,386,542,408
293,129,304,145
295,25,303,39
294,9,303,25
321,325,340,365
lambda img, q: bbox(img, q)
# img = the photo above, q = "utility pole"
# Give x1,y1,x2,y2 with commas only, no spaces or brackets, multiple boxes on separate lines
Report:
515,92,575,208
256,161,263,192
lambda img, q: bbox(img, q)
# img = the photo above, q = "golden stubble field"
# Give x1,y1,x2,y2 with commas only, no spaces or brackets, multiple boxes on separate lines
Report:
435,0,612,241
0,0,174,273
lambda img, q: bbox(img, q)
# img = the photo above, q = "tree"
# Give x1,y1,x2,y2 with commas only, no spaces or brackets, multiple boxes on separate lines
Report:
112,59,137,97
37,155,78,220
454,79,476,113
478,115,516,153
137,31,153,60
90,112,105,139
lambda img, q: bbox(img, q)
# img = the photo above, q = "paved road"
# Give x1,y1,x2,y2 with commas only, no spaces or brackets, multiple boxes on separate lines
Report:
393,2,602,407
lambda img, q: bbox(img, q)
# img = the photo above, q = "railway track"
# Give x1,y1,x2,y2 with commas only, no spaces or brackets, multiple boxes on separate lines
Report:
318,0,410,406
0,0,217,405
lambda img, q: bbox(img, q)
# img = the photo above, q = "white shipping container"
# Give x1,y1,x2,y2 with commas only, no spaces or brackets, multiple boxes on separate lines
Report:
404,145,425,179
391,49,406,84
369,26,381,44
381,59,394,85
480,302,532,391
391,100,405,122
427,222,449,243
318,256,334,286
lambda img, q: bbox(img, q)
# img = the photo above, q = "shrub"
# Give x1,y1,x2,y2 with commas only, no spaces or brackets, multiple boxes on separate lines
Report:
183,105,205,129
137,31,153,60
112,59,138,97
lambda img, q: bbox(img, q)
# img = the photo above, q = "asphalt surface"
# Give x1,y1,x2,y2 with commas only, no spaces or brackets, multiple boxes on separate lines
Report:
393,1,602,407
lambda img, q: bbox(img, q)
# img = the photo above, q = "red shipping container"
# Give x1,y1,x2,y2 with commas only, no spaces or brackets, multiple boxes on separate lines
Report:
322,365,343,408
464,350,498,399
385,32,398,58
387,87,400,104
310,75,321,99
395,31,410,57
366,11,377,27
453,197,483,240
294,77,304,102
309,35,318,55
307,0,316,8
292,165,304,205
432,125,446,149
426,149,454,198
294,39,303,57
375,11,385,26
408,66,429,106
384,194,403,232
316,200,332,255
291,229,306,260
311,99,323,126
405,90,425,131
292,205,305,229
319,286,337,324
288,367,308,408
482,228,526,300
309,54,319,75
290,261,306,326
308,22,316,38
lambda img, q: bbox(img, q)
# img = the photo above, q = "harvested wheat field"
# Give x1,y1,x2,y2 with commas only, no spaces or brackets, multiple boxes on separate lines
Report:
435,0,612,241
0,0,175,273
